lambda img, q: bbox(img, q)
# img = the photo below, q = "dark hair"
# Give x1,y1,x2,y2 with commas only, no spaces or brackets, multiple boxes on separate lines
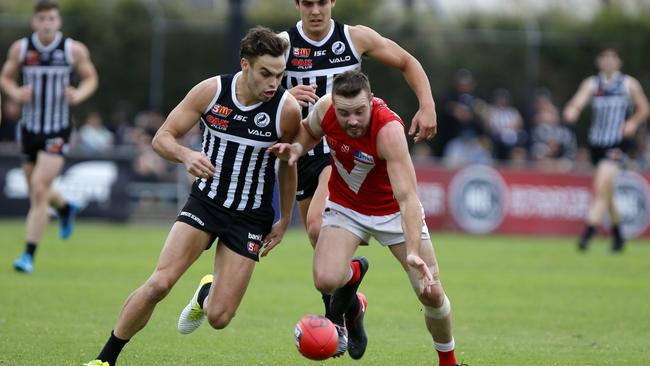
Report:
332,70,371,99
34,0,59,13
240,26,288,63
598,46,620,58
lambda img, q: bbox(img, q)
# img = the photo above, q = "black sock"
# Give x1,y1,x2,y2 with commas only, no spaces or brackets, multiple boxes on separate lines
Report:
197,283,211,309
58,202,70,217
329,260,366,327
329,285,358,327
25,242,37,258
579,225,596,243
612,224,623,243
344,295,360,324
321,293,332,319
97,330,129,365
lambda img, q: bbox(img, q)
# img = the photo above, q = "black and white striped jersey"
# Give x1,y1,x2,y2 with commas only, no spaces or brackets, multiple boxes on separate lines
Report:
588,72,632,147
192,72,289,213
280,19,361,157
19,32,74,137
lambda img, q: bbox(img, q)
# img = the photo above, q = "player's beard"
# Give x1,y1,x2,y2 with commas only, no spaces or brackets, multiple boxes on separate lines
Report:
345,123,366,138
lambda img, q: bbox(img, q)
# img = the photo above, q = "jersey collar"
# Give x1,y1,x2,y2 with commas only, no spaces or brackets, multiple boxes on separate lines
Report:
296,19,335,47
32,32,62,53
232,71,263,111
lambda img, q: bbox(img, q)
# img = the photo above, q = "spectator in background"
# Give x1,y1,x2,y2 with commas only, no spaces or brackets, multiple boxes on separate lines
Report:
440,69,486,144
134,110,165,137
529,90,577,171
77,112,113,153
563,47,650,252
111,110,135,146
442,129,492,167
440,69,491,165
481,88,527,162
183,122,203,152
636,125,649,169
132,128,174,182
0,98,21,143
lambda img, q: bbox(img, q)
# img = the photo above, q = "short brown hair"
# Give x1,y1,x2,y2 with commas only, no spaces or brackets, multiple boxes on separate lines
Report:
332,70,371,99
240,26,288,63
34,0,59,13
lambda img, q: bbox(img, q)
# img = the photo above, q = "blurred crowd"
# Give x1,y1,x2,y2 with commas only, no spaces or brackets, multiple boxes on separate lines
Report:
2,68,649,183
0,99,203,183
414,69,649,172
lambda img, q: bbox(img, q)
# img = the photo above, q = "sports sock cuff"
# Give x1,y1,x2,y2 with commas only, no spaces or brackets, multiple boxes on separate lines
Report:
58,203,71,216
111,330,130,344
347,260,361,285
433,337,455,352
26,243,37,257
97,330,129,365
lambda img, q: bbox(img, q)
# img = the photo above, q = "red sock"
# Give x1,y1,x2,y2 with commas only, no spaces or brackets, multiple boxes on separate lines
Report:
437,349,457,366
346,260,361,285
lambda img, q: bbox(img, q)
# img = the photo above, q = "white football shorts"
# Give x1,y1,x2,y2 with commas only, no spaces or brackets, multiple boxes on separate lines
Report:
321,200,431,246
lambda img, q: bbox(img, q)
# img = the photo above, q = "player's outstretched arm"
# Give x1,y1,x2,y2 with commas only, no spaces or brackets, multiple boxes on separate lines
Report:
269,94,329,164
563,77,594,124
378,120,433,294
152,77,217,179
66,41,98,106
288,84,319,107
351,25,437,142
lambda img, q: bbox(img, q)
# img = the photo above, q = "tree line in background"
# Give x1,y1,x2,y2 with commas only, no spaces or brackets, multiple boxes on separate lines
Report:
0,0,649,151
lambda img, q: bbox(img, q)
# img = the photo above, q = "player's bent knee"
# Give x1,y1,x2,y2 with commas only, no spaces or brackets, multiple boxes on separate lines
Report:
423,294,451,320
313,273,340,295
206,309,235,330
30,183,49,202
143,278,174,303
306,223,321,247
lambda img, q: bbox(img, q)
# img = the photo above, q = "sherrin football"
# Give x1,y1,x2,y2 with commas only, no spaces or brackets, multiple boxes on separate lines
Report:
294,315,338,360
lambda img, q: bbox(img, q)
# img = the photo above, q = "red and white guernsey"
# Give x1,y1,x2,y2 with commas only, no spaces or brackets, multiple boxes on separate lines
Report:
319,97,404,216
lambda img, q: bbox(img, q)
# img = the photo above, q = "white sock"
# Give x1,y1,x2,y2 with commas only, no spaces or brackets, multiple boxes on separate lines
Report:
433,337,455,352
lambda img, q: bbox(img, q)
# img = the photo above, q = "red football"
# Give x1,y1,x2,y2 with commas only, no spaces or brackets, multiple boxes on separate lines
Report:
294,315,338,360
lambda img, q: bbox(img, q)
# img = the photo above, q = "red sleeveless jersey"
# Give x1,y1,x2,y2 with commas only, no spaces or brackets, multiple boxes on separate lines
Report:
320,97,404,215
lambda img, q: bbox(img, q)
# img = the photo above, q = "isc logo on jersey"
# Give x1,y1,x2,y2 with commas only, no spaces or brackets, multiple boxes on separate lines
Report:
448,165,508,234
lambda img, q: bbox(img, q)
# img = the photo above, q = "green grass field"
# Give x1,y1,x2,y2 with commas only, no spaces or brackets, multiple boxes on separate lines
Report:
1,220,649,365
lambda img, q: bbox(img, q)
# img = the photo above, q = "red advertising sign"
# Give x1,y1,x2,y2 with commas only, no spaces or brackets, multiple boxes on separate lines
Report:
415,164,650,238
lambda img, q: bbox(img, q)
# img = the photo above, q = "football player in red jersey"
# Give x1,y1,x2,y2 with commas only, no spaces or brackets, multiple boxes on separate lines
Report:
270,70,461,366
281,0,439,352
